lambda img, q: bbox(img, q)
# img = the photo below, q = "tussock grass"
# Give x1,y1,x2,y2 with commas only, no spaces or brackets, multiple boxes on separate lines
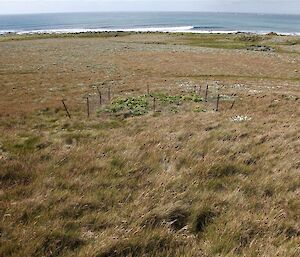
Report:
142,203,190,231
0,33,300,257
207,162,252,178
0,159,36,188
96,230,188,257
32,231,85,257
1,100,299,257
190,207,216,234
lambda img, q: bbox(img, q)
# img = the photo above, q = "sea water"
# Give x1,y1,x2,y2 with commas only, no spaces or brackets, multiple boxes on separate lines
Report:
0,12,299,35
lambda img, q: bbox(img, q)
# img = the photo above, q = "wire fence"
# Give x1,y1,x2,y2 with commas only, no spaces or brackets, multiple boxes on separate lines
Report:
61,82,236,119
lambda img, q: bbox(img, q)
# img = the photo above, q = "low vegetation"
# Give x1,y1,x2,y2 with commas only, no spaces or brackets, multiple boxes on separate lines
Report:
0,32,299,256
176,33,265,49
103,92,204,117
0,31,132,42
1,31,299,54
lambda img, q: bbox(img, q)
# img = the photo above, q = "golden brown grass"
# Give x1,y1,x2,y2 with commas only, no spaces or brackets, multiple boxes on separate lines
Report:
0,32,300,257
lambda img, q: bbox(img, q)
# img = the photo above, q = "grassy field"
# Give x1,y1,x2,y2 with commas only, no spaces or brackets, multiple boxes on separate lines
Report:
1,31,300,54
0,32,299,257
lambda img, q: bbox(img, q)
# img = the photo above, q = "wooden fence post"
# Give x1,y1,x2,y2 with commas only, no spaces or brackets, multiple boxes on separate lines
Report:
147,85,150,95
108,86,111,103
86,97,90,118
205,85,209,102
216,94,220,111
61,99,71,119
230,100,235,110
153,97,156,111
97,86,102,106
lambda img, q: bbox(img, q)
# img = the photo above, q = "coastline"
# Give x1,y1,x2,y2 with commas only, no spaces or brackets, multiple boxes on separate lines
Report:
1,27,300,36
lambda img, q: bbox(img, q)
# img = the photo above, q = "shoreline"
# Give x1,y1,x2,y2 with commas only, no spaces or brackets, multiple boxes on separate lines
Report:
1,27,300,36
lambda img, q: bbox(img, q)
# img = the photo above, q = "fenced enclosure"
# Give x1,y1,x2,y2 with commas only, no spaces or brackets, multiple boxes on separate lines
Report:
61,81,237,119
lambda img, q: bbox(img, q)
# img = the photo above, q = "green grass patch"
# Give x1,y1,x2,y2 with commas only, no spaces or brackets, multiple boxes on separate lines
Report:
105,95,149,116
103,93,203,117
0,31,133,42
110,156,125,170
3,136,41,154
153,92,202,104
91,119,125,130
176,34,265,50
166,33,286,51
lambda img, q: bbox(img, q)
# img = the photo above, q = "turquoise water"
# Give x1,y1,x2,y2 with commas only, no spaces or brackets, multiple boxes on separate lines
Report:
0,12,299,35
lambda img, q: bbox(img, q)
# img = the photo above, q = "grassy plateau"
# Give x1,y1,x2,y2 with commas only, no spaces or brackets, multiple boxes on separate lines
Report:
0,32,300,257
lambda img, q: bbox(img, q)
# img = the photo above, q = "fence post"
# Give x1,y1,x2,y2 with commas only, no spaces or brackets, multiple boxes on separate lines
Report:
230,100,235,110
61,99,71,119
86,97,90,118
147,85,150,95
216,94,220,111
108,86,111,103
97,86,102,106
153,97,156,112
205,85,209,102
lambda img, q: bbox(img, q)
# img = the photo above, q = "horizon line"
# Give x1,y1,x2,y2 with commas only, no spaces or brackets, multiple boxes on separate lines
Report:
0,11,300,16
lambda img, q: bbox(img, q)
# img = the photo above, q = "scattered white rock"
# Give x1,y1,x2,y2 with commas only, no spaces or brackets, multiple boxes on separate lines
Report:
249,89,262,94
231,83,246,89
231,115,252,122
220,94,234,100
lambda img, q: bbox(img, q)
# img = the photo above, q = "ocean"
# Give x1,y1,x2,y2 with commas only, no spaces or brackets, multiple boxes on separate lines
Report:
0,12,299,35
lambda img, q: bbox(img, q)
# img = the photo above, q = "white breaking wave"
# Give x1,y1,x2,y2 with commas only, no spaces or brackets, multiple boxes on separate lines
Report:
120,26,194,32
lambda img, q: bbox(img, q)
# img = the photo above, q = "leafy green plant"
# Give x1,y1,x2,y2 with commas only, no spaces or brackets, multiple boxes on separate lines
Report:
104,93,203,117
105,95,149,116
153,92,203,104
